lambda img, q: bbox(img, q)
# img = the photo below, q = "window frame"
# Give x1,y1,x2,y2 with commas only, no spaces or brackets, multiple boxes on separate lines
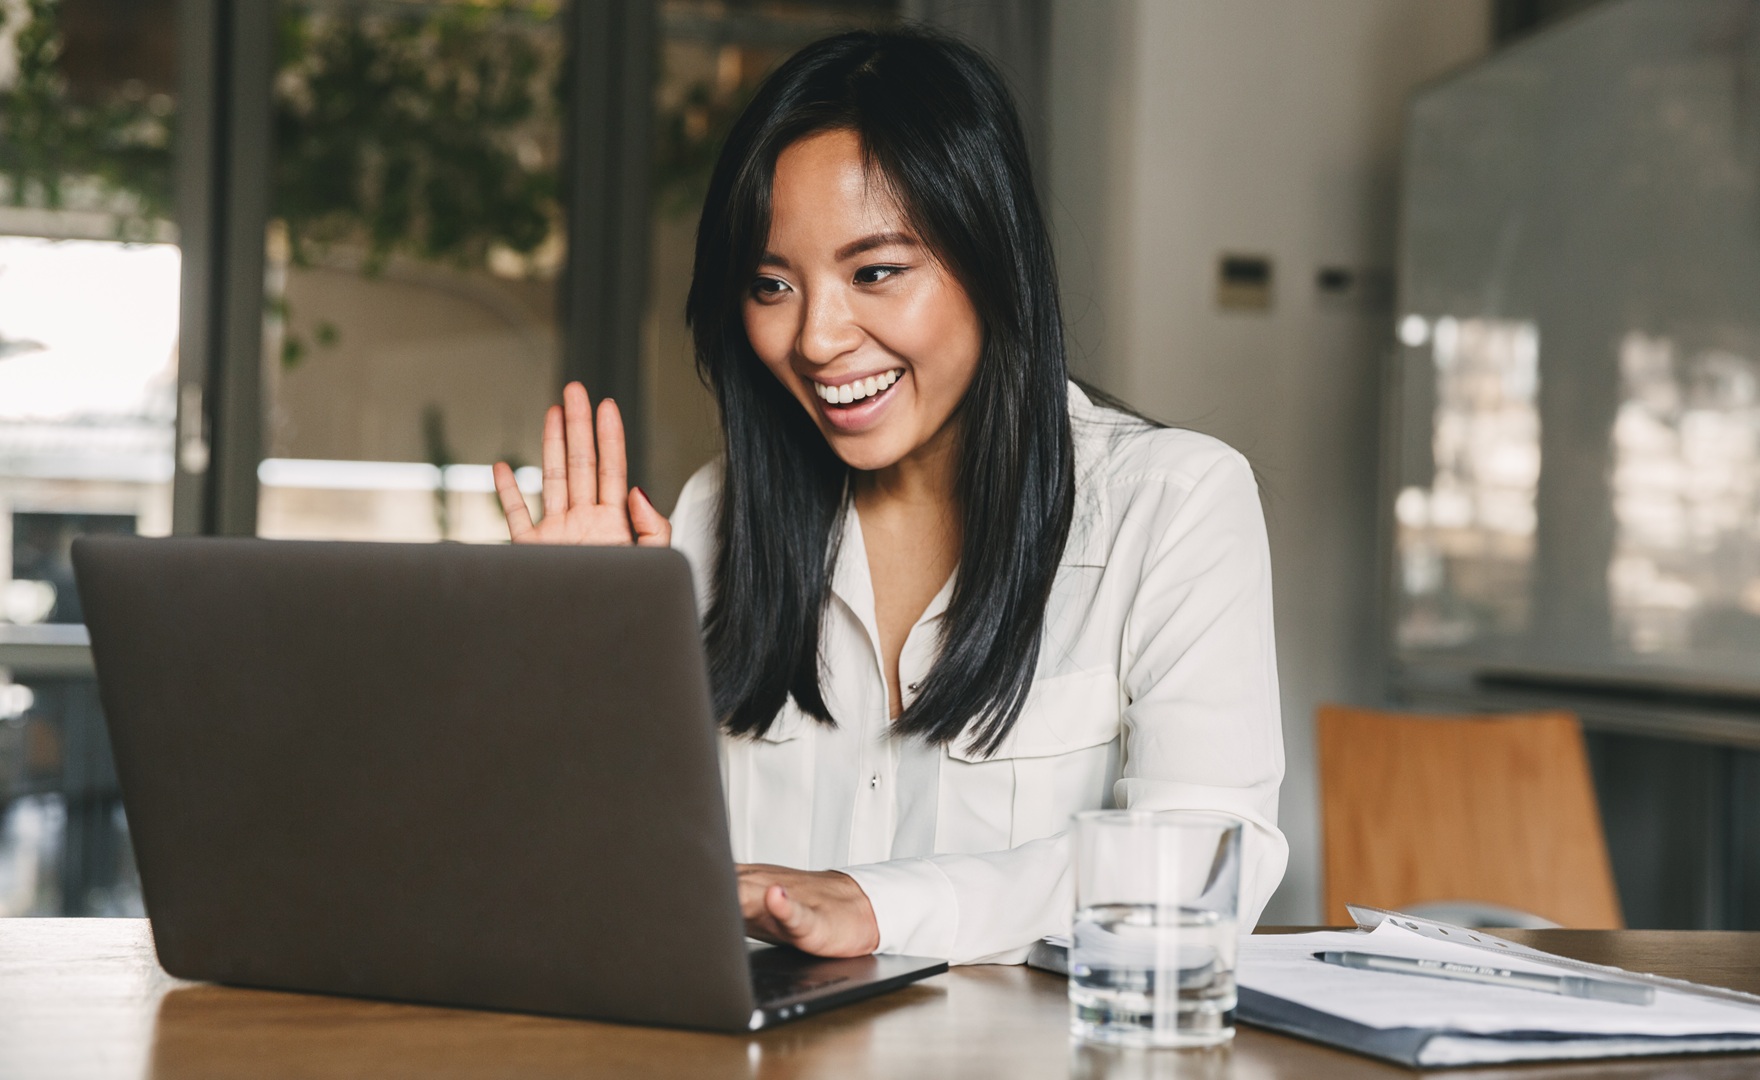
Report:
175,0,657,538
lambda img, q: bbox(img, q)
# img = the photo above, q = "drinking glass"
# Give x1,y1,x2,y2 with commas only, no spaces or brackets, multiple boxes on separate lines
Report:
1069,810,1243,1048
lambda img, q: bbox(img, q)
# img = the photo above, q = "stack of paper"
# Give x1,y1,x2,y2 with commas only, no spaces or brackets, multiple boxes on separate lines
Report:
1238,921,1760,1067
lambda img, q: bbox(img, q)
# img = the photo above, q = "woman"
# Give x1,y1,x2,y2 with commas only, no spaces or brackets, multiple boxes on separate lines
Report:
491,28,1286,966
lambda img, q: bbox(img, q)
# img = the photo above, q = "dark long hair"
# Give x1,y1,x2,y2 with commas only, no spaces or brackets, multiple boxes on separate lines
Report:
685,27,1074,757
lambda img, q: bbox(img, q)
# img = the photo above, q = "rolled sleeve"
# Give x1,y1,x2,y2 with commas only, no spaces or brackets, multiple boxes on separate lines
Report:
844,834,1072,965
840,856,959,959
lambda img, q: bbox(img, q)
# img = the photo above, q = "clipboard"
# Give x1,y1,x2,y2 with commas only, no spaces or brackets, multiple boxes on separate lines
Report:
1030,910,1760,1068
1239,910,1760,1067
1345,905,1760,1010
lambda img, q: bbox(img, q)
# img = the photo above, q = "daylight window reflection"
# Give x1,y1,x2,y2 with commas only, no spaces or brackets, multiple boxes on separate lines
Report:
1396,317,1541,650
1609,332,1760,656
0,239,178,627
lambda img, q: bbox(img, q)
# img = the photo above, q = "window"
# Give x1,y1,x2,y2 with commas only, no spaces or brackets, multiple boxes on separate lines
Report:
256,0,568,543
0,0,914,916
0,0,181,916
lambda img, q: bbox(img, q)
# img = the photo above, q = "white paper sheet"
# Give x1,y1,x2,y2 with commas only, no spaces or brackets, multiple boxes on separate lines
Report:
1237,922,1760,1039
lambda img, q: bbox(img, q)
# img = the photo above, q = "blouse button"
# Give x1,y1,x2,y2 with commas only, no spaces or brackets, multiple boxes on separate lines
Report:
870,774,880,789
907,681,920,693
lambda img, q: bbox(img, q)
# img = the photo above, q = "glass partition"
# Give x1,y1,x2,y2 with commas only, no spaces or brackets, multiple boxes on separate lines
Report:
256,0,567,542
0,0,906,915
0,0,180,915
1392,0,1760,692
259,0,904,527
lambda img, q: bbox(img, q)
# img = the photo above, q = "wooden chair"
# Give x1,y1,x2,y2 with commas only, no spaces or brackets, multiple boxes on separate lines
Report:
1316,705,1623,928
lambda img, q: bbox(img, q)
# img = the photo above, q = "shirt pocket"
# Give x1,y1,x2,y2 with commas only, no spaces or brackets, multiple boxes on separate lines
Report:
936,668,1122,853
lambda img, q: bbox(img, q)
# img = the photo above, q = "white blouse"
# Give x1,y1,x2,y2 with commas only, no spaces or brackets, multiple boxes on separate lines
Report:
669,383,1287,965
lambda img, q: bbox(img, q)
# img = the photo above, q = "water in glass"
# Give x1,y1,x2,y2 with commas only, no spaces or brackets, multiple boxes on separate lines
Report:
1069,903,1237,1048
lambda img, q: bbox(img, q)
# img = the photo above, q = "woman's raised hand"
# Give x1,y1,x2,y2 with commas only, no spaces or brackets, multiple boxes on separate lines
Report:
492,382,670,547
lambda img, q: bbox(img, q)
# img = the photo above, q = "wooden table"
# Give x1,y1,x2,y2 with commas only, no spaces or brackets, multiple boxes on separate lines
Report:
7,919,1760,1079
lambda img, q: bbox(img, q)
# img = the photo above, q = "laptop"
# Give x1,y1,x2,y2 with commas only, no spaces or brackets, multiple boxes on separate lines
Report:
72,536,946,1032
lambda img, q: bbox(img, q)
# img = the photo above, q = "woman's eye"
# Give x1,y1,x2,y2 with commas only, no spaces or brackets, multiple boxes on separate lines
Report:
751,276,790,300
854,264,905,285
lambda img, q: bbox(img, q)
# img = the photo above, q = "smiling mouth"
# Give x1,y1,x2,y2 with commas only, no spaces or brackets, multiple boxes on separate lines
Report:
812,368,903,407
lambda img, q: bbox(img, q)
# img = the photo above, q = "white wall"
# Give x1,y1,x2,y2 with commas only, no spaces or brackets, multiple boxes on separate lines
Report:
1046,0,1491,921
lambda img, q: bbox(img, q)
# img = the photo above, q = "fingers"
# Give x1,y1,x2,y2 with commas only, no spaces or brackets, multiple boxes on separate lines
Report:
733,868,877,957
629,487,671,548
736,880,783,946
736,866,776,919
596,397,629,508
742,883,812,950
493,461,535,540
737,867,792,940
562,382,597,509
541,405,568,520
766,885,813,940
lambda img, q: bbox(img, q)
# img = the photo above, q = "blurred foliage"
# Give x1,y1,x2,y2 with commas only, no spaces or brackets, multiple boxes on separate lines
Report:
0,0,833,247
0,0,850,359
272,1,564,276
0,0,566,271
652,75,757,219
269,0,565,366
0,0,175,238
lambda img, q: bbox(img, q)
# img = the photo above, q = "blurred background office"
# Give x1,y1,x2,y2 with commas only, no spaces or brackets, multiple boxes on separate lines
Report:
0,0,1755,930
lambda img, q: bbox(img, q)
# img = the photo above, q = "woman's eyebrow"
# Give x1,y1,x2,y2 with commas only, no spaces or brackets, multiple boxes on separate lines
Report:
835,231,918,261
757,251,791,270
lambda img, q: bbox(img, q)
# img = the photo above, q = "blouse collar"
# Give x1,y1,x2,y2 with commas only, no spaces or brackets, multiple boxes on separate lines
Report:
1062,381,1113,569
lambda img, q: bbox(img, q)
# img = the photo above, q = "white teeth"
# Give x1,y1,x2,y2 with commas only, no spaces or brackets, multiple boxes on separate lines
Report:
815,369,902,405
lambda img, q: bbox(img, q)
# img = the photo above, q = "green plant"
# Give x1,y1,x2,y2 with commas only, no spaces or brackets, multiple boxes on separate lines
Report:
0,0,175,237
0,0,568,366
272,2,564,276
653,76,758,219
0,1,860,360
271,2,566,365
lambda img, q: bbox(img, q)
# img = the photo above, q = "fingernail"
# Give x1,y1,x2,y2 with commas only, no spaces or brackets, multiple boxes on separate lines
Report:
778,887,788,900
632,486,649,505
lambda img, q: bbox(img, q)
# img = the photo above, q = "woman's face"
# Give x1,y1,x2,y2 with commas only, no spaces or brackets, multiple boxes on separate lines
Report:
743,128,984,474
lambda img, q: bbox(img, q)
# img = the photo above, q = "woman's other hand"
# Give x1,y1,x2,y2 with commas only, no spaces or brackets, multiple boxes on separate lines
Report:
737,864,881,958
493,381,670,546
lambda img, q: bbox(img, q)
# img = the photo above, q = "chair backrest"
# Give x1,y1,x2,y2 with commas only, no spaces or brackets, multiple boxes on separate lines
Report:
1316,705,1623,928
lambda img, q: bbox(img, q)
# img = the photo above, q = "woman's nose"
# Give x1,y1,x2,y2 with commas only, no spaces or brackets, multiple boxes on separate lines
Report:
796,288,862,366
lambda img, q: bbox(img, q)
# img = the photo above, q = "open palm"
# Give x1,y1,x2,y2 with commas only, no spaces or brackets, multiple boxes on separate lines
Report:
493,382,670,547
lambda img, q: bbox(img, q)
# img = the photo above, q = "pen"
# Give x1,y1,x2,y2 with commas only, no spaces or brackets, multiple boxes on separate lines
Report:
1315,950,1655,1006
